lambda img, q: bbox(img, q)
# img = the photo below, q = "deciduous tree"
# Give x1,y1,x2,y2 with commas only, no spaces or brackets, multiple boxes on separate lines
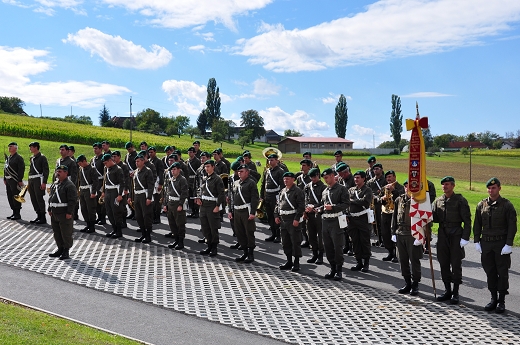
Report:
240,109,266,144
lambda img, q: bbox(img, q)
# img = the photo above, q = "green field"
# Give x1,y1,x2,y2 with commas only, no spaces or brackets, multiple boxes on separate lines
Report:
0,300,141,345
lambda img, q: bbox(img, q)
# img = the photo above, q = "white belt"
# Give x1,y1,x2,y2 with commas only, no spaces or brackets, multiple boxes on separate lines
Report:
29,174,43,179
80,185,92,190
105,184,120,190
169,196,180,201
323,212,343,219
49,202,68,207
189,175,196,178
350,209,369,217
135,189,147,194
266,187,280,193
234,203,250,210
5,176,12,179
98,176,104,180
279,210,296,215
201,195,218,201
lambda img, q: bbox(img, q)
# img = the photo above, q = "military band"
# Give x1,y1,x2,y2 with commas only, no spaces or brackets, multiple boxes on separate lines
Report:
304,168,326,265
28,141,49,224
4,142,25,220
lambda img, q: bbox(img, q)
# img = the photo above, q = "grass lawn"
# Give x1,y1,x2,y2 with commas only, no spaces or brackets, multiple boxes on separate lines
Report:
0,300,142,345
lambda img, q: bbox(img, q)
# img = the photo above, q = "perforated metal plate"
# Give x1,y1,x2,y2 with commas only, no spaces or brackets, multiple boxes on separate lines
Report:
1,220,519,345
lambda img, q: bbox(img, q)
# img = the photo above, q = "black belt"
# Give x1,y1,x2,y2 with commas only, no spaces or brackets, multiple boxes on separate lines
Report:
441,222,461,228
481,235,507,242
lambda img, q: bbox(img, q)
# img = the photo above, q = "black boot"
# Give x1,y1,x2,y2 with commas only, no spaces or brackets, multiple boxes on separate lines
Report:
291,257,300,272
450,283,460,304
333,264,342,281
236,248,248,262
410,280,419,296
142,229,152,243
200,244,211,255
209,243,218,257
361,258,370,272
279,256,293,270
315,251,324,265
324,264,336,279
86,221,96,233
399,277,412,294
168,237,179,249
347,243,354,256
126,209,135,220
265,229,276,242
48,247,64,258
135,229,146,242
382,249,393,261
59,248,70,260
391,248,399,263
351,259,363,271
244,248,254,263
301,232,309,248
106,228,116,237
11,209,21,220
484,291,498,311
30,215,40,223
437,282,452,301
175,238,184,250
307,250,318,263
111,225,123,239
198,236,206,243
230,242,241,249
80,224,89,232
496,291,506,314
273,229,281,243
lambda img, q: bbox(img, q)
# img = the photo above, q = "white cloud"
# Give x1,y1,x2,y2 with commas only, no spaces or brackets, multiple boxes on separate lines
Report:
253,77,280,96
189,45,206,53
63,27,172,69
402,92,454,98
259,106,329,135
162,79,231,116
100,0,274,30
321,97,336,104
352,124,376,136
33,0,85,15
236,0,520,72
196,32,215,42
0,46,130,107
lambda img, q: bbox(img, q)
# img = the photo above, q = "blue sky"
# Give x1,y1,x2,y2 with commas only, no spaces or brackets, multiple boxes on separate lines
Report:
2,0,520,148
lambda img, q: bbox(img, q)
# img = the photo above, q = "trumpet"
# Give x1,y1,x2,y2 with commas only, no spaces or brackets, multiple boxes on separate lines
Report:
382,181,397,214
14,184,29,203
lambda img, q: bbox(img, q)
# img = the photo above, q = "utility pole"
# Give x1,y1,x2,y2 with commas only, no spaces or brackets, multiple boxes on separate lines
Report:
40,104,42,117
71,106,72,116
469,144,472,190
129,96,133,142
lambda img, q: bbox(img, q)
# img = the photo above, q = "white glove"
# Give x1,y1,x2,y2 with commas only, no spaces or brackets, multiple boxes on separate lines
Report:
475,242,482,254
460,239,469,248
413,239,422,246
391,235,397,243
501,244,513,255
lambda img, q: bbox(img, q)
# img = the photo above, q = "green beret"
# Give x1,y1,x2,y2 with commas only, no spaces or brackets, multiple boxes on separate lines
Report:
212,149,220,154
148,146,156,152
440,176,455,184
111,150,121,157
231,160,241,171
283,172,296,179
92,142,102,149
164,145,172,152
169,162,182,170
76,154,87,162
354,170,366,178
237,164,249,171
188,146,196,152
302,151,312,157
193,140,200,145
29,141,39,148
242,151,251,157
267,153,278,159
300,159,312,166
373,163,383,169
367,155,376,163
135,154,145,160
204,160,215,166
137,150,147,157
68,145,75,151
321,168,334,177
101,140,110,145
173,149,181,155
125,141,133,149
334,150,343,156
236,155,244,162
139,141,147,146
336,163,349,172
403,179,408,185
59,144,69,150
486,177,501,187
101,153,112,162
309,168,320,177
385,170,395,177
201,151,211,158
56,164,68,171
168,154,177,160
8,141,17,146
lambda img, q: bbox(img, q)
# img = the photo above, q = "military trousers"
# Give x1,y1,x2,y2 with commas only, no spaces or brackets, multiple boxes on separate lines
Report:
233,208,256,248
28,178,46,214
481,239,511,293
437,227,465,284
322,217,344,266
79,190,97,222
381,212,394,250
6,179,21,212
396,234,423,282
348,216,372,260
50,211,74,249
264,195,279,234
166,202,186,239
105,190,125,228
199,202,221,245
280,216,302,258
96,187,106,220
134,194,153,231
307,213,324,251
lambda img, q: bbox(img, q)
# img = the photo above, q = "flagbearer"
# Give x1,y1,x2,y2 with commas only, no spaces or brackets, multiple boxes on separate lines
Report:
392,180,423,295
473,177,517,313
432,176,472,304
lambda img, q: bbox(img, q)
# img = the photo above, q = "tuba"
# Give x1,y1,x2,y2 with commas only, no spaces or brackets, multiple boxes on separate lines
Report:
220,173,229,192
261,147,283,162
14,184,29,203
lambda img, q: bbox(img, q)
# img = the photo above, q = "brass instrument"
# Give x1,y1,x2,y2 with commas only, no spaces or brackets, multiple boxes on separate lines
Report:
382,181,397,214
261,147,283,161
220,173,229,193
255,199,264,219
14,184,29,203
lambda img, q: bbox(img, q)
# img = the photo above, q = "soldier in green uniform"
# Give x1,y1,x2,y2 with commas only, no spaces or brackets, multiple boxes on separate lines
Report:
336,163,354,255
4,142,25,220
91,142,106,225
320,168,350,280
57,144,78,185
302,151,320,175
101,154,125,238
148,147,165,224
474,177,518,313
47,165,77,260
196,160,226,256
186,146,201,218
348,171,373,272
304,168,326,265
133,154,155,243
194,152,211,242
28,142,49,224
381,170,404,262
124,142,138,221
260,153,285,243
365,156,376,180
242,151,261,182
367,163,386,247
163,162,189,250
112,151,130,228
297,159,312,248
274,172,306,272
392,180,423,296
193,141,202,159
331,150,344,173
229,164,259,263
432,176,472,304
77,155,98,233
